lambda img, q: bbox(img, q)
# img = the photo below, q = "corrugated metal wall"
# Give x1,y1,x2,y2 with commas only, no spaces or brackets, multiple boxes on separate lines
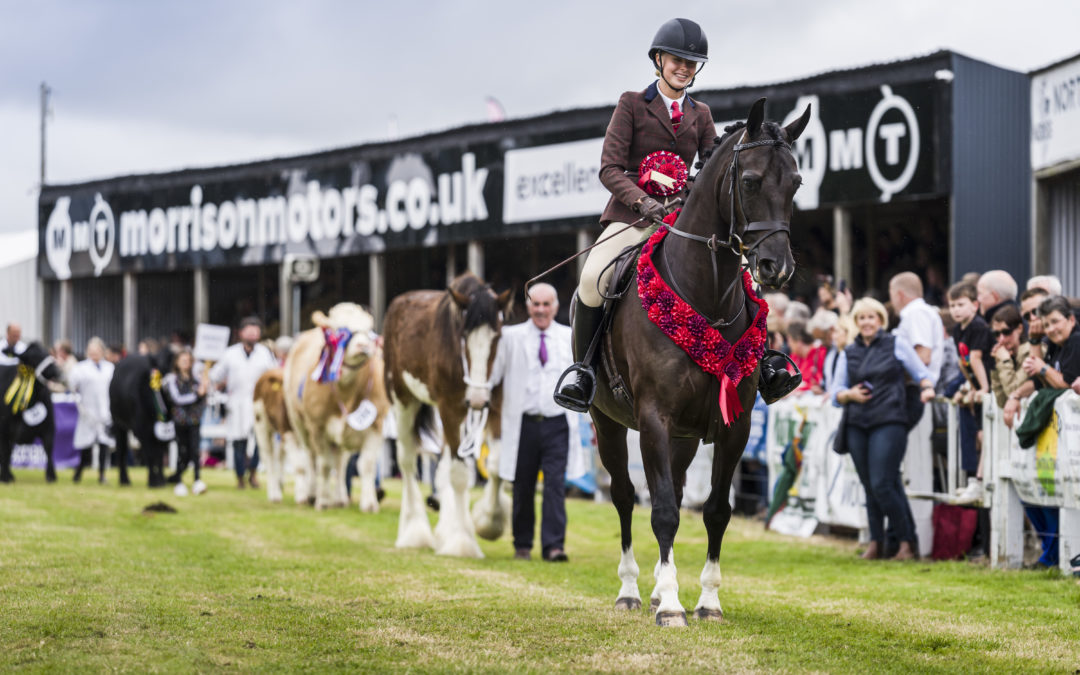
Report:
137,272,194,343
950,54,1031,282
71,275,123,351
1047,171,1080,296
0,258,41,341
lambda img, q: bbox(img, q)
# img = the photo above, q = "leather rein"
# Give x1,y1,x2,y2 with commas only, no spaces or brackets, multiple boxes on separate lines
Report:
661,133,793,328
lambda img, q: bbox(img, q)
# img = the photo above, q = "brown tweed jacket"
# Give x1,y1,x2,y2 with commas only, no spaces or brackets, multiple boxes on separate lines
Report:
599,81,717,226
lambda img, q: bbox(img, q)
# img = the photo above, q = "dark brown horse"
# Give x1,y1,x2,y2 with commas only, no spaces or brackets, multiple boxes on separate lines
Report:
383,272,511,557
587,98,809,626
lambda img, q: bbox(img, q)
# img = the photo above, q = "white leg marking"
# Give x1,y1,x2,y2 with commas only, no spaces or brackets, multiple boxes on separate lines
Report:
435,458,483,558
615,546,641,608
394,401,435,550
694,559,724,620
652,549,684,615
472,433,510,541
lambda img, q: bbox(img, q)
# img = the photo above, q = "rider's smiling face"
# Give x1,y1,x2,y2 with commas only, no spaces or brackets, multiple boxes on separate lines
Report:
656,52,697,90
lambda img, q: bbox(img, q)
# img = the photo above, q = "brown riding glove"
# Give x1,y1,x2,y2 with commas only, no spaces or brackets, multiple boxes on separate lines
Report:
633,196,667,224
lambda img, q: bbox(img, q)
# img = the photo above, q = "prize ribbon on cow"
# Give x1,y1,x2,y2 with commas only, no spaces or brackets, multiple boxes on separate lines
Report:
637,151,688,198
314,327,353,383
3,365,35,414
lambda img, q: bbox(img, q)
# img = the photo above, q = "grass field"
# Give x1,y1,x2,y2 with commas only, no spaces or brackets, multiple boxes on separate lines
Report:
2,467,1079,674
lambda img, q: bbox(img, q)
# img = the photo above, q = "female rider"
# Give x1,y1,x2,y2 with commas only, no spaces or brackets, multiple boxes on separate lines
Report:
556,18,716,410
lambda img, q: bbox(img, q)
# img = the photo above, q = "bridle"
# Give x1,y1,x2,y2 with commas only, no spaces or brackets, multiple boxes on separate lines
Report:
662,131,794,328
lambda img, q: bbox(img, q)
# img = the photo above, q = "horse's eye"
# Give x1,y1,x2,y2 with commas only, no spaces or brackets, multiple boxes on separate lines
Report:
742,176,760,192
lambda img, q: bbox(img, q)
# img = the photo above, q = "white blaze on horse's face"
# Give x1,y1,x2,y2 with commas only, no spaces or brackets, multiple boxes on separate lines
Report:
464,326,496,410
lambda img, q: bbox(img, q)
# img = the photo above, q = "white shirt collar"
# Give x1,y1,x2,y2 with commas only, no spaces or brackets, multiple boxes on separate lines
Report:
656,84,686,117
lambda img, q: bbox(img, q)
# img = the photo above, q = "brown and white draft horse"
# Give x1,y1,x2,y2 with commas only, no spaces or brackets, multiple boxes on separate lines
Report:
383,272,512,558
587,98,809,626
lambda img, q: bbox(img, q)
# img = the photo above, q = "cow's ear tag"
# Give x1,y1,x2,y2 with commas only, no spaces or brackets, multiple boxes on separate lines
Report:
347,400,378,431
22,402,47,427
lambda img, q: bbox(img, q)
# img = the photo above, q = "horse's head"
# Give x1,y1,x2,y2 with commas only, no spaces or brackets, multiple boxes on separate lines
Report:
448,273,512,410
19,342,62,383
313,303,378,371
709,97,810,289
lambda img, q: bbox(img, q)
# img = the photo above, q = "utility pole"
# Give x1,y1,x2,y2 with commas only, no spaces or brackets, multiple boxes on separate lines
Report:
40,82,51,185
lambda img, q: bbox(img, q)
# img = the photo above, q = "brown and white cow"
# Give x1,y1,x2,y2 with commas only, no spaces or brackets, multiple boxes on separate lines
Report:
283,303,389,512
383,272,512,558
253,368,311,504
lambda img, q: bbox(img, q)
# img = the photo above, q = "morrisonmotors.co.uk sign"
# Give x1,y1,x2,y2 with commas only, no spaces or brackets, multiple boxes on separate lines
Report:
40,152,493,280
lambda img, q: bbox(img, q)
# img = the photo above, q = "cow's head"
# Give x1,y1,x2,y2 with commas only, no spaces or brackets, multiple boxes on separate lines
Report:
312,303,378,379
449,276,512,410
20,341,62,383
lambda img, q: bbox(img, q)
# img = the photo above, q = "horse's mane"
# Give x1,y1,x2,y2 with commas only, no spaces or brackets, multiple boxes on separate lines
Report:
689,120,786,187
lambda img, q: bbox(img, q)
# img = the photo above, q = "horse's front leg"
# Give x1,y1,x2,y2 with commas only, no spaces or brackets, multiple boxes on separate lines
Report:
472,431,510,541
593,408,640,610
43,426,57,483
695,426,748,622
638,407,686,627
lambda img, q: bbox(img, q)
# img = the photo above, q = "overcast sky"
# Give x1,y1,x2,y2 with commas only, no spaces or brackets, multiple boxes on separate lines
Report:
3,0,1079,235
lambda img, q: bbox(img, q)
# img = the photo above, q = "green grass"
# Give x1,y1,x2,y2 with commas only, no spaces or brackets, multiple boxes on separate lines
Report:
1,467,1078,674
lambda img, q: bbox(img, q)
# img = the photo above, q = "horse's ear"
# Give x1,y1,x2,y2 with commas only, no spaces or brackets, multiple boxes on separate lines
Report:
312,310,329,329
747,97,766,138
449,288,470,309
496,288,512,310
784,103,812,143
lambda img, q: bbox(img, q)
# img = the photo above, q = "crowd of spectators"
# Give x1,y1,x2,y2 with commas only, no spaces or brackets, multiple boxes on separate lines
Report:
763,267,1079,565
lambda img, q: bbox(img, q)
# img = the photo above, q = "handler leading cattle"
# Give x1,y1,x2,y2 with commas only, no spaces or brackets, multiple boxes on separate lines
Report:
282,303,389,511
209,317,277,489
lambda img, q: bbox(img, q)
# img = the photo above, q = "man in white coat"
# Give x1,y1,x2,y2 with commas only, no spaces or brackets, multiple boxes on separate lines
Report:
69,337,114,483
209,317,277,489
490,283,583,562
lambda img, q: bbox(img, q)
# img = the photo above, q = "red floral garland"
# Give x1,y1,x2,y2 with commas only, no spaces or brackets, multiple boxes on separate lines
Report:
637,212,769,425
637,151,688,197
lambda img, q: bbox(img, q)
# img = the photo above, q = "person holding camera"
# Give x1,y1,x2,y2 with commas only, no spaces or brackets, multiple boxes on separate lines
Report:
832,298,936,561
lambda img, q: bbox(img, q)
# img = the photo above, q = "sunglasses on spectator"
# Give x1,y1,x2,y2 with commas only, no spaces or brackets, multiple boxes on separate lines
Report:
991,328,1018,339
1022,311,1035,321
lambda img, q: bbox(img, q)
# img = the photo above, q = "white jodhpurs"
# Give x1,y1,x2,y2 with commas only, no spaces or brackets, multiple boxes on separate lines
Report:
578,223,655,308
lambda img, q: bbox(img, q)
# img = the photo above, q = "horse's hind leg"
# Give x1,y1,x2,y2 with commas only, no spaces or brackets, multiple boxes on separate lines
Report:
695,432,745,622
394,400,435,550
593,409,640,611
44,428,57,483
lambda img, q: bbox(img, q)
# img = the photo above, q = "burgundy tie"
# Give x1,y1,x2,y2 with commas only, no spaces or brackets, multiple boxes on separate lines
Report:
539,332,548,367
671,100,683,132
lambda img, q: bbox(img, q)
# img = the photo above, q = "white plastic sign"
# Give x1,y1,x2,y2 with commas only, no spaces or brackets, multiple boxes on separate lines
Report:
154,421,176,442
193,324,231,362
346,400,378,432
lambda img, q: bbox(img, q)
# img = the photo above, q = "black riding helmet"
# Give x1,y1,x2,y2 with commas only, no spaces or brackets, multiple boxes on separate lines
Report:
649,19,708,92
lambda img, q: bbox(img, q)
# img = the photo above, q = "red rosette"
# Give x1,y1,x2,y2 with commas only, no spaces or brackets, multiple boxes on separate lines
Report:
637,151,688,198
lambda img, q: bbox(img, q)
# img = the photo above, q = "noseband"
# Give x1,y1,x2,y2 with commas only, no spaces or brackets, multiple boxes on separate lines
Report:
662,133,794,327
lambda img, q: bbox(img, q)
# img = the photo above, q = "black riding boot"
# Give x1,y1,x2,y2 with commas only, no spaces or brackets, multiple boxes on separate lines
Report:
554,296,604,413
73,447,92,483
757,349,802,404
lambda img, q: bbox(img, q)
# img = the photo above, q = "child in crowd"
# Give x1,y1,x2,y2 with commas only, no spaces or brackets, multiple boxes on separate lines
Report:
786,320,826,394
947,282,991,503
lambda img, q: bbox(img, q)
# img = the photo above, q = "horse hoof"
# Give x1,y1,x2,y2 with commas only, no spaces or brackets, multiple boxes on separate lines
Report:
614,597,642,611
649,597,661,614
694,608,724,622
376,487,386,503
46,473,57,483
655,611,688,627
0,475,14,484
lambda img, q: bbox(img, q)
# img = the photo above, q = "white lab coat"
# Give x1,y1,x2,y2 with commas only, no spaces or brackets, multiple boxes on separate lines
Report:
69,358,114,449
209,342,277,441
490,320,584,483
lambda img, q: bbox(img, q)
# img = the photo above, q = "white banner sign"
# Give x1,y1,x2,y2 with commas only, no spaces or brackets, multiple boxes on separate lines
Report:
1032,56,1080,171
193,323,232,362
502,138,607,224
